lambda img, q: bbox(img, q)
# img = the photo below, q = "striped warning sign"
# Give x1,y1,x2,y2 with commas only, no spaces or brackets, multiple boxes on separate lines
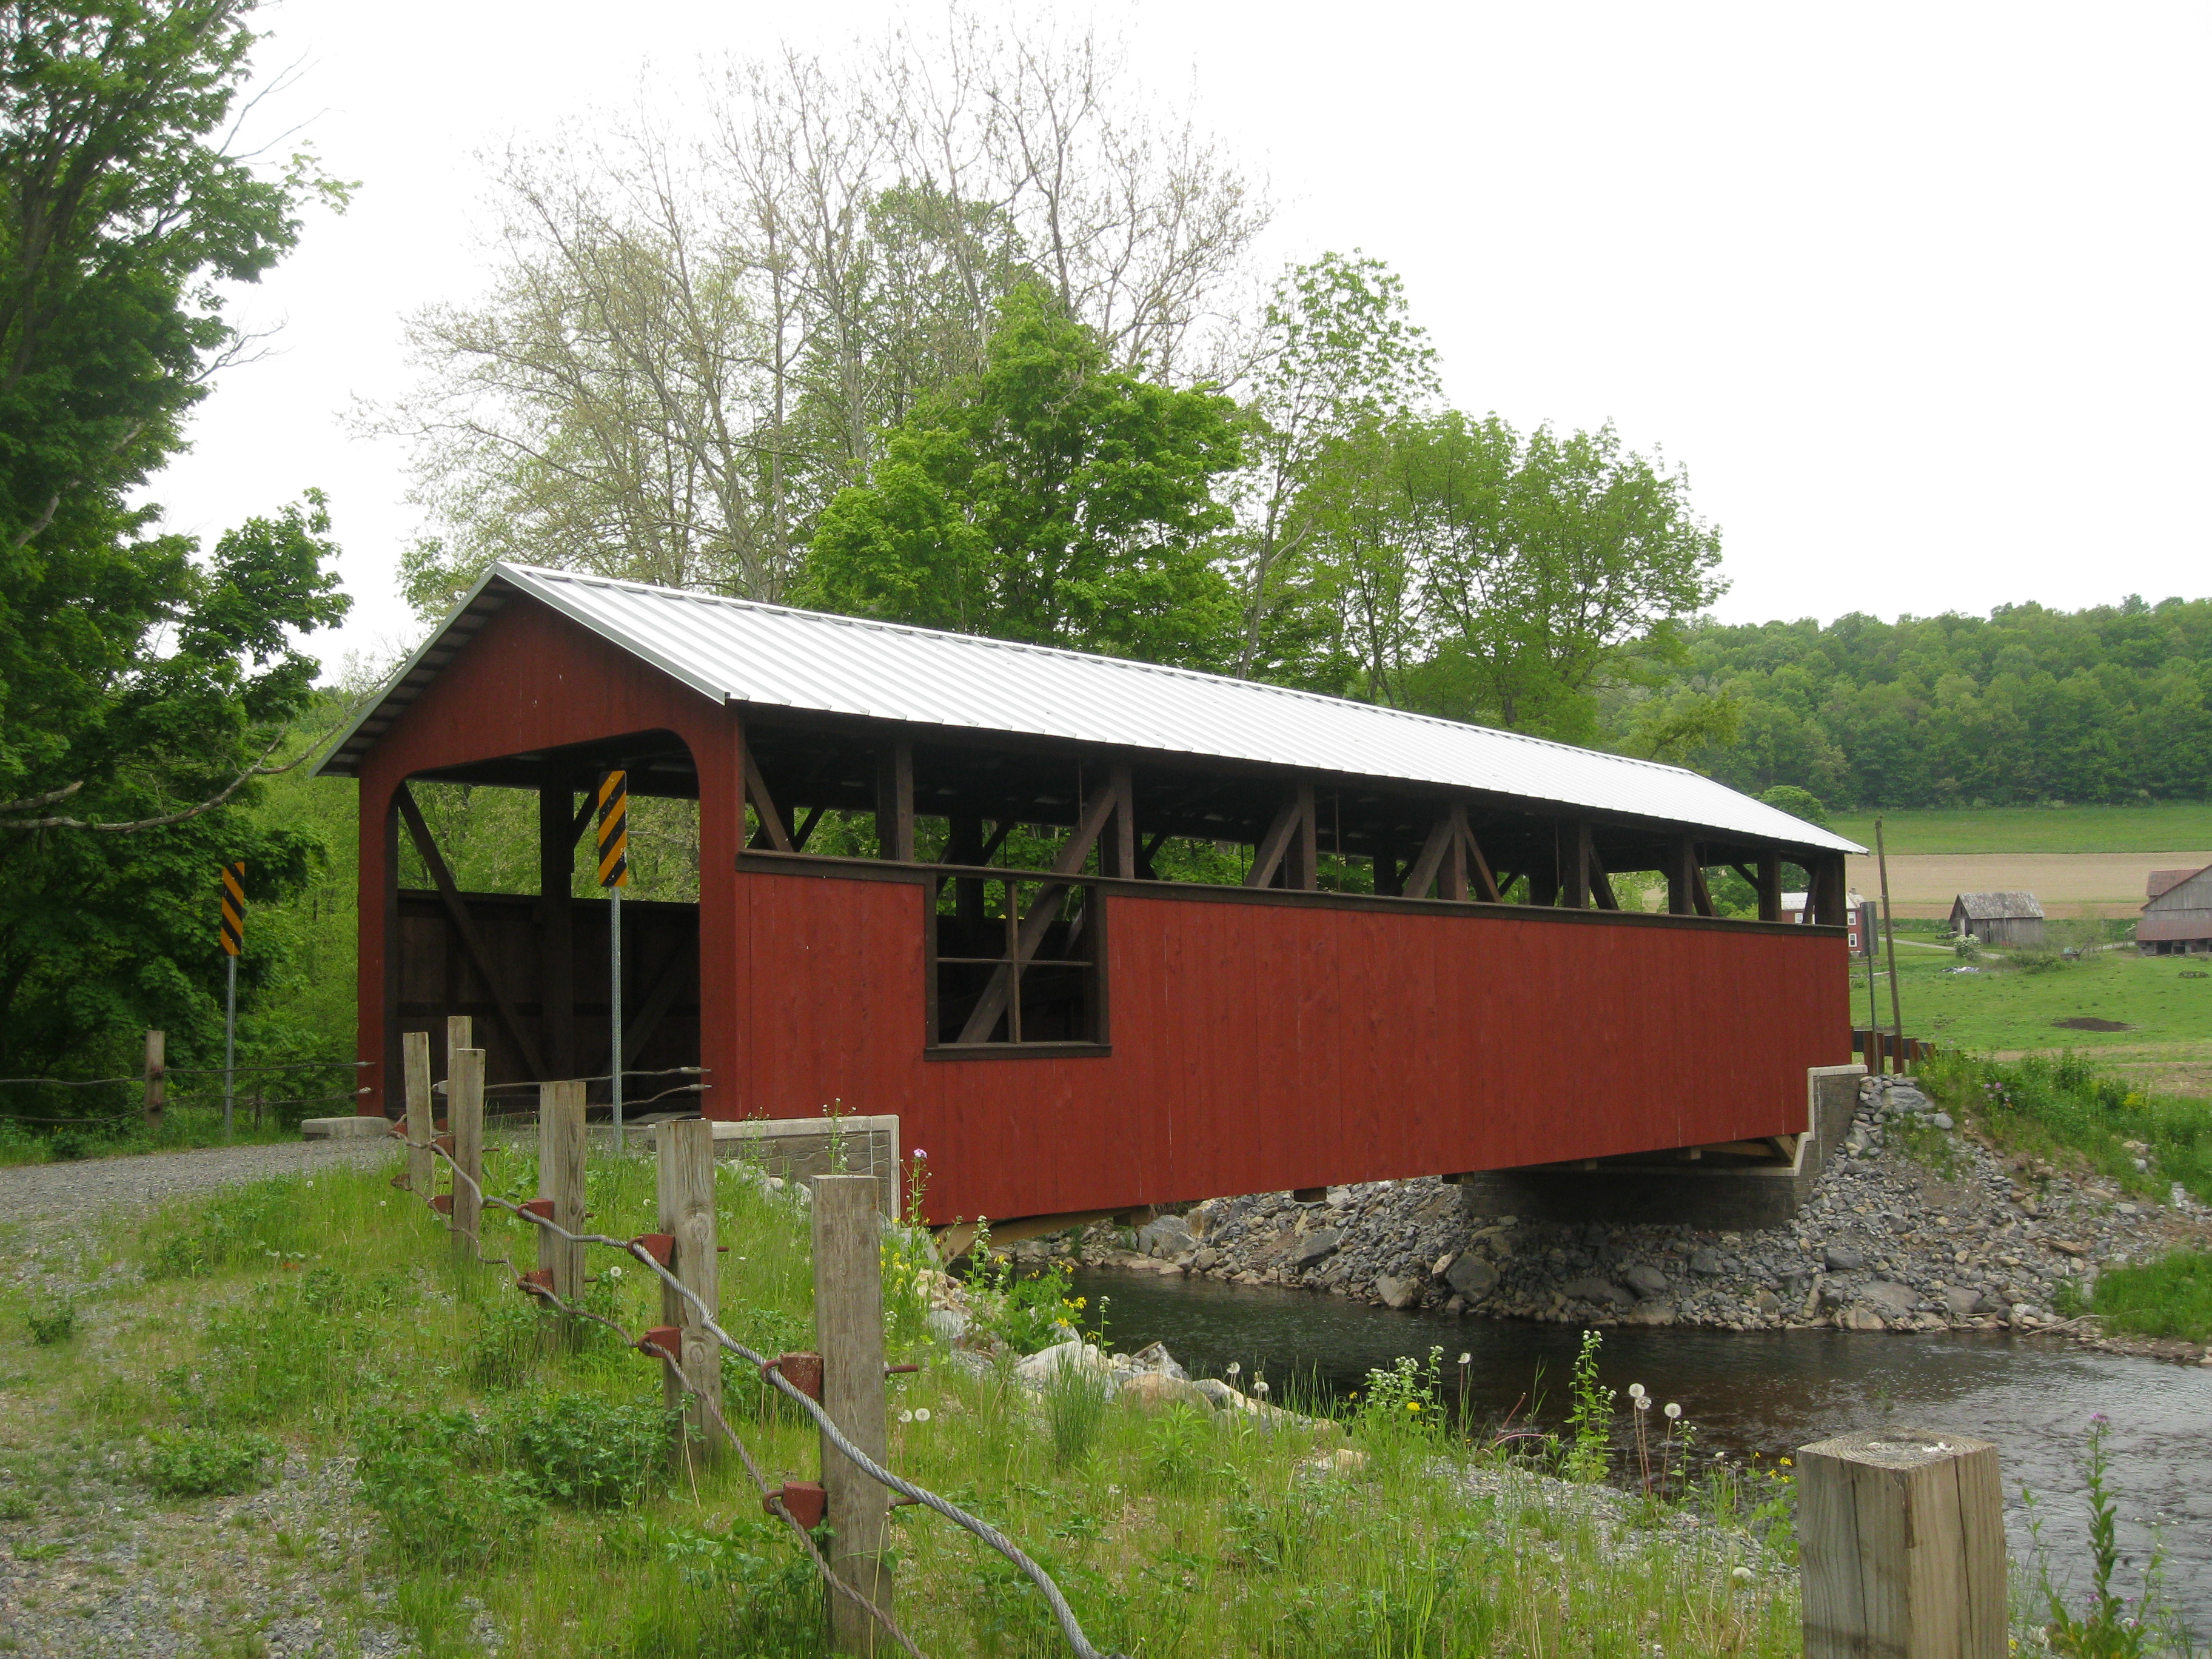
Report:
218,862,246,956
596,771,629,888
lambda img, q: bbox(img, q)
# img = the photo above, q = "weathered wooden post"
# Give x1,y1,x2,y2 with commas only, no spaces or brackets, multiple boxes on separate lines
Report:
537,1079,588,1321
813,1174,893,1652
655,1119,722,1460
403,1031,435,1200
142,1030,164,1132
1798,1429,2005,1659
451,1047,484,1264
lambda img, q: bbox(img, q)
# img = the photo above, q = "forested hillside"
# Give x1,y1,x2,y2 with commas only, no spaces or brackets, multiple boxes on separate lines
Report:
1615,598,2212,809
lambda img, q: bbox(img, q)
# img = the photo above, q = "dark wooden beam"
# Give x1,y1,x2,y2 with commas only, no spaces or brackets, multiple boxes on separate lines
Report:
1666,836,1698,916
874,742,914,862
1287,780,1318,890
1692,863,1717,918
1136,830,1168,881
1401,813,1453,899
1587,839,1620,911
791,803,825,853
1758,849,1783,924
1245,792,1303,890
743,750,794,853
397,785,548,1079
1103,762,1136,879
1459,809,1503,903
1563,821,1593,910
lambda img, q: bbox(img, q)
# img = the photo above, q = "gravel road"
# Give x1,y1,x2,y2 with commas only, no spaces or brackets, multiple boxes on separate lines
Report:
0,1138,392,1228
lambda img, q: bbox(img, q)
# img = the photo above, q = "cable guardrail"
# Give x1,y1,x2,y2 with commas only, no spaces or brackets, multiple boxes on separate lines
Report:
389,1118,1128,1659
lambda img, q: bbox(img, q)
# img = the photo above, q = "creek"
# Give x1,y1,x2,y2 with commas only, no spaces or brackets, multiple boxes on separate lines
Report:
1070,1267,2212,1631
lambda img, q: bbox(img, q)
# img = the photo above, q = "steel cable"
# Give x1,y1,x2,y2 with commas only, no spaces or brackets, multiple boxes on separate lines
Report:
397,1127,1128,1659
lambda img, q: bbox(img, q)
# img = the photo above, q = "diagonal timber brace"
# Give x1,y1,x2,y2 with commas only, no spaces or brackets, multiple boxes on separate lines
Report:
396,785,548,1078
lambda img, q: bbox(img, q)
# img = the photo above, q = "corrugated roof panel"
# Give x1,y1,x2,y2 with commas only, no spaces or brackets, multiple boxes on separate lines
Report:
320,562,1863,854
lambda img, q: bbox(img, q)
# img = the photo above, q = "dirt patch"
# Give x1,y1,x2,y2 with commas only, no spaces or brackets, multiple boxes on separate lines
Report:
2054,1017,2136,1033
1845,850,2212,919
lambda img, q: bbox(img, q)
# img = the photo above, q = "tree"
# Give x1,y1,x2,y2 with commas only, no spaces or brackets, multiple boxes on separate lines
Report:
1228,253,1436,683
1389,414,1726,742
0,2,350,1081
805,286,1241,666
377,10,1269,616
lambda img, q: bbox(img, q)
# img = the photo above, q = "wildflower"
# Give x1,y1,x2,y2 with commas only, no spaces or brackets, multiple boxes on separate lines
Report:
1635,1395,1652,1412
1226,1361,1241,1376
1255,1380,1270,1396
912,1148,927,1159
1731,1566,1754,1581
913,1407,931,1423
606,1264,623,1281
899,1409,914,1424
1664,1403,1681,1420
1457,1352,1470,1366
1406,1401,1421,1412
1627,1382,1646,1401
1778,1456,1792,1467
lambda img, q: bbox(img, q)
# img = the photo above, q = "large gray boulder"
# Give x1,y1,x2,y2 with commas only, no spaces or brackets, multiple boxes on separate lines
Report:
1445,1253,1499,1301
1374,1274,1418,1310
1137,1214,1196,1259
1861,1281,1919,1317
1621,1263,1671,1299
1561,1275,1633,1309
1290,1229,1342,1269
1824,1243,1866,1273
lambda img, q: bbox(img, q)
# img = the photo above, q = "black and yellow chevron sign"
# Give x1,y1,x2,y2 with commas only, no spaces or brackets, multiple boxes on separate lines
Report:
218,862,246,956
596,771,629,888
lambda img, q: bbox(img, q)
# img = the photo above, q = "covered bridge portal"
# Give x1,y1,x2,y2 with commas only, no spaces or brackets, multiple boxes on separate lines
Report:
321,564,1862,1230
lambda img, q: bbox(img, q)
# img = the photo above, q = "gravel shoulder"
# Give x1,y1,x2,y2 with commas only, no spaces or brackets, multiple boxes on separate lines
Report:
0,1139,391,1228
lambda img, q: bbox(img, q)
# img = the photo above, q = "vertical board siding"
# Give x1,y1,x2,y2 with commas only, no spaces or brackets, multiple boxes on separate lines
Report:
729,870,1849,1227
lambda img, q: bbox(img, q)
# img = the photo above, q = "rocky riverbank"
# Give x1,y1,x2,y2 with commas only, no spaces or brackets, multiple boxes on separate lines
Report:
1036,1074,2212,1361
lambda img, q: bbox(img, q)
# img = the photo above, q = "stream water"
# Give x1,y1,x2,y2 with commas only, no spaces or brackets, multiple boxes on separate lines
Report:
1071,1267,2212,1630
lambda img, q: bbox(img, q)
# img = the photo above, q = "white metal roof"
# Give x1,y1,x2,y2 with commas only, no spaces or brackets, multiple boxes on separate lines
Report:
321,562,1863,853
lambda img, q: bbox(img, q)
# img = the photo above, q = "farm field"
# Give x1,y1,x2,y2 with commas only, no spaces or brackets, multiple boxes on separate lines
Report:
1843,851,2212,919
1828,803,2212,855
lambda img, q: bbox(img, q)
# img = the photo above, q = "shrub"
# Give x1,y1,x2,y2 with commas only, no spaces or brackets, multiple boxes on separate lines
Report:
25,1301,78,1345
969,1255,1083,1353
354,1404,544,1566
141,1429,280,1498
2086,1250,2212,1344
498,1392,675,1509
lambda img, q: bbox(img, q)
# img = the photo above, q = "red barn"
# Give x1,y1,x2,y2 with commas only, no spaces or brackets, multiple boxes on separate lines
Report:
320,564,1860,1229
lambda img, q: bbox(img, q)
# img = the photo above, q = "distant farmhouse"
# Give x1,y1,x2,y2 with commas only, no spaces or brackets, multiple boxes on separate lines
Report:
2140,865,2212,956
1782,888,1869,953
1949,891,2045,947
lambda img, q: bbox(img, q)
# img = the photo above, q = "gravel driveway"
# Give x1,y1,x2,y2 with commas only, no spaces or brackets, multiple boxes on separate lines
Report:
0,1138,392,1229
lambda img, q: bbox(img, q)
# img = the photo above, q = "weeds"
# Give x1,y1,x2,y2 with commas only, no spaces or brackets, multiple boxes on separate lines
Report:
1923,1049,2212,1203
2080,1250,2212,1345
24,1301,77,1345
2028,1415,2191,1657
1561,1329,1613,1483
140,1429,280,1498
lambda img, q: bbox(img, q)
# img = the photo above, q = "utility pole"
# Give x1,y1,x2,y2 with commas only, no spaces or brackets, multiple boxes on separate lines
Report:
218,862,245,1141
1875,820,1905,1067
597,770,629,1148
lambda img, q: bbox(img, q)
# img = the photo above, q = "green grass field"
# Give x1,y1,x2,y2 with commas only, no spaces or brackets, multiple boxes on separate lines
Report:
1875,946,2212,1054
1828,803,2212,855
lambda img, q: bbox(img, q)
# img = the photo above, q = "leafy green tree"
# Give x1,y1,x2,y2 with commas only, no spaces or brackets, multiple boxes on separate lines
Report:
805,286,1242,666
1228,253,1436,683
0,2,350,1082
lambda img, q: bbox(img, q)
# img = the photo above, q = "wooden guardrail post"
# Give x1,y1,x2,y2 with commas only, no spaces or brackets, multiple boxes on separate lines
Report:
1798,1429,2004,1658
451,1047,484,1264
813,1173,893,1652
403,1031,434,1199
656,1119,722,1461
142,1030,164,1131
537,1079,587,1340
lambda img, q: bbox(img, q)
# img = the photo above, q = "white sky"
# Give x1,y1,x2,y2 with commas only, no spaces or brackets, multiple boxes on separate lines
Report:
153,0,2212,676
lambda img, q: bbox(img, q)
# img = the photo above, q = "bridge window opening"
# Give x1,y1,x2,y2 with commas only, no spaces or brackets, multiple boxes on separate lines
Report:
929,876,1103,1049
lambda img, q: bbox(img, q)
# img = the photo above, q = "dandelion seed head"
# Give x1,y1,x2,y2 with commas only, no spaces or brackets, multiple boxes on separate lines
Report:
1458,1353,1471,1366
1627,1382,1646,1400
1664,1403,1681,1420
913,1407,931,1423
1226,1361,1241,1376
1635,1395,1652,1411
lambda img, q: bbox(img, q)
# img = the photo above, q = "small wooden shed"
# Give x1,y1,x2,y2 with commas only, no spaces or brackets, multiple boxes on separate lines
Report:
2140,865,2212,955
1948,891,2046,947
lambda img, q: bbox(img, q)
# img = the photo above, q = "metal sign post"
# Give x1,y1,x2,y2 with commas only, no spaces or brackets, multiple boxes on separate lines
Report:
597,771,629,1149
218,862,245,1140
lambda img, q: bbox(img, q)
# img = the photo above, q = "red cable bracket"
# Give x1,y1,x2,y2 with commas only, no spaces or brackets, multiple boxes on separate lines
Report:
765,1350,823,1402
769,1481,826,1530
518,1199,555,1222
429,1195,454,1215
517,1269,554,1296
628,1232,675,1267
637,1324,680,1359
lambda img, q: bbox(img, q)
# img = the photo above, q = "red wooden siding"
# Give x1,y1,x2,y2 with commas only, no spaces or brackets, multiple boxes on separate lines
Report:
731,869,1851,1227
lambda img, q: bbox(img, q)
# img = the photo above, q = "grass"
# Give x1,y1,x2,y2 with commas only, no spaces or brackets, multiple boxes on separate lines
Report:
1917,1047,2212,1205
1827,803,2212,856
0,1105,303,1166
1877,942,2212,1056
0,1150,1810,1658
2080,1250,2212,1345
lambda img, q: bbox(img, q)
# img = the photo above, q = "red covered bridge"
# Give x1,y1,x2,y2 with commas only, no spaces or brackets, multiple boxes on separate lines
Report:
320,564,1862,1230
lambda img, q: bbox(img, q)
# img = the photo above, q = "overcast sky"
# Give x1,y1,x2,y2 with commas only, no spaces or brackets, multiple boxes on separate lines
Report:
153,1,2212,675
